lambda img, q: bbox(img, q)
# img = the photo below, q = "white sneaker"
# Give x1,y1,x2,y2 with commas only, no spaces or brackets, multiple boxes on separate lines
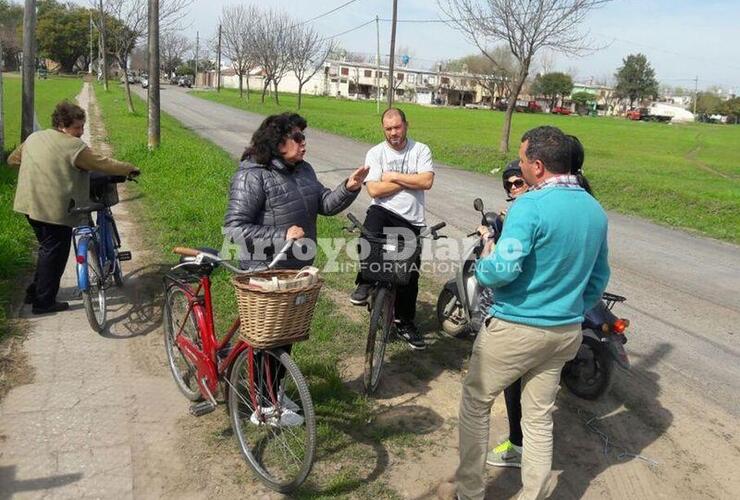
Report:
279,395,300,412
250,406,304,427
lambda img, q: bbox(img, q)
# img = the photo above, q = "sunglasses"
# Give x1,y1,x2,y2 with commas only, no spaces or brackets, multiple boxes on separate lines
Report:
289,131,306,143
505,179,526,190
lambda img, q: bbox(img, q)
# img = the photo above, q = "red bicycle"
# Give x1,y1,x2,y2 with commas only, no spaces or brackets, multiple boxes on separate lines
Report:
162,241,316,492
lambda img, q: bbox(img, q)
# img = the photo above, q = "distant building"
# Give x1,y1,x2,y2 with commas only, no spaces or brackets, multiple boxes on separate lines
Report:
214,59,502,106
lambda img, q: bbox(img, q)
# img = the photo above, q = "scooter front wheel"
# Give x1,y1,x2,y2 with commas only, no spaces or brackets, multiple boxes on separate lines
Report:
436,288,469,338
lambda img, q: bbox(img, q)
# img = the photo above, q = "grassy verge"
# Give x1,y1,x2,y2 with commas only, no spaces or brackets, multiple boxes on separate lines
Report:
0,74,84,336
95,82,444,498
193,89,740,243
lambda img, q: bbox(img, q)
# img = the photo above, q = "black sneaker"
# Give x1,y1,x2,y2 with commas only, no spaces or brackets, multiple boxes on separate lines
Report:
350,283,372,305
396,322,426,351
32,301,70,315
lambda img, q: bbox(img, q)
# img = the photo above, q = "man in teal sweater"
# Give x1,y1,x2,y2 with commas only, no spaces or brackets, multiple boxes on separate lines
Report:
439,126,610,500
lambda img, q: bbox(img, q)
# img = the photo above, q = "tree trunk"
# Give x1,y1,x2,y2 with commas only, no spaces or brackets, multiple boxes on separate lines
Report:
147,0,160,149
297,81,304,109
261,79,269,103
98,0,109,91
122,59,135,113
273,80,280,105
499,71,528,153
238,73,243,98
245,73,250,101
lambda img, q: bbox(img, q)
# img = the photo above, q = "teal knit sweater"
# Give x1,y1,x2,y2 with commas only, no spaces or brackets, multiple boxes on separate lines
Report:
475,186,610,327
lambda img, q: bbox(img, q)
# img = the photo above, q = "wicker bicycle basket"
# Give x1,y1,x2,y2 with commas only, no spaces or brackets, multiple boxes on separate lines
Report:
232,270,323,349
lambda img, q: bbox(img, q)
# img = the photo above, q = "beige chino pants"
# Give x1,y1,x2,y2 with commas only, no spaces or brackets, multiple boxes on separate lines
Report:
456,317,581,500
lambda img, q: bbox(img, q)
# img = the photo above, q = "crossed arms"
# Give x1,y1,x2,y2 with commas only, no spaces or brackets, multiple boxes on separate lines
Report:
366,171,435,198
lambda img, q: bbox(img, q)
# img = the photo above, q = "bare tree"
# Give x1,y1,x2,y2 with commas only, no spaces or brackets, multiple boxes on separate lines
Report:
160,32,190,76
439,0,611,152
220,4,256,99
288,24,333,109
252,8,293,104
99,0,192,112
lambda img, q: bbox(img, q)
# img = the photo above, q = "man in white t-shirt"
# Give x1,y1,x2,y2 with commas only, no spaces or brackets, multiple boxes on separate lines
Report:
350,108,435,350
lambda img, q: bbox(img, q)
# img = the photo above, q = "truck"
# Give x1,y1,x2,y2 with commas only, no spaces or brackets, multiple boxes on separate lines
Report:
625,107,672,123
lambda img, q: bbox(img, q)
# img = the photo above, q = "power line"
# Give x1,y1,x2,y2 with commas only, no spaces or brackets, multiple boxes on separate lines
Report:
300,0,362,25
320,18,375,41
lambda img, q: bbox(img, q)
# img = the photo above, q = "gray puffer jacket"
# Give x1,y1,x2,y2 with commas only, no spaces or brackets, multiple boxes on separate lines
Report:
224,156,358,267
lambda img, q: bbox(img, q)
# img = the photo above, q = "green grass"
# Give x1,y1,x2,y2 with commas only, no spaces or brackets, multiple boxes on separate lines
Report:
0,74,84,336
193,89,740,243
95,83,426,498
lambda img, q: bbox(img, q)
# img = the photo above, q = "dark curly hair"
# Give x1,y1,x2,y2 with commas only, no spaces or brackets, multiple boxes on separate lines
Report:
241,112,308,164
51,101,86,129
521,125,571,174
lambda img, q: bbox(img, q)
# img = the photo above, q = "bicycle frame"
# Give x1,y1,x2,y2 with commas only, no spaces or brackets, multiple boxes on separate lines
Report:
165,272,278,407
73,208,118,290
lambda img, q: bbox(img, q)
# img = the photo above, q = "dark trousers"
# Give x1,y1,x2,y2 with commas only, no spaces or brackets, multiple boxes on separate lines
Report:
504,378,523,447
26,217,72,308
356,205,421,324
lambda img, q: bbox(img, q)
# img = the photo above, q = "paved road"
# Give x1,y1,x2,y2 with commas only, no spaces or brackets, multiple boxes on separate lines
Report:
136,86,740,418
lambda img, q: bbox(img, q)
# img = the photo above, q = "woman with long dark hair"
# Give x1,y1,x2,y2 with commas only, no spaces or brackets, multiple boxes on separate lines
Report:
225,112,368,267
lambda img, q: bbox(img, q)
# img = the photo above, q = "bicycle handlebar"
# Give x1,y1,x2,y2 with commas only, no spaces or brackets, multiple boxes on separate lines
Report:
345,213,447,241
171,239,295,275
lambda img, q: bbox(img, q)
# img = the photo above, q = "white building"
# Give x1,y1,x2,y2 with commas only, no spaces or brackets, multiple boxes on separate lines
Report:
215,60,489,105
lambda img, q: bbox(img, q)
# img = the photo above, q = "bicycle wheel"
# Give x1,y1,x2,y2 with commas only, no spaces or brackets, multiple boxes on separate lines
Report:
82,239,107,333
163,285,203,401
228,348,316,493
364,286,393,394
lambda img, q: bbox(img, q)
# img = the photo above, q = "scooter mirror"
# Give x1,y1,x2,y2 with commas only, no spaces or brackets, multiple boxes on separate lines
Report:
473,198,484,212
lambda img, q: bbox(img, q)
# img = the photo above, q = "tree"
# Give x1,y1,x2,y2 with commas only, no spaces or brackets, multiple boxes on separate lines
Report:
721,98,740,124
104,0,192,112
445,48,517,109
439,0,612,153
288,24,333,109
251,8,292,104
692,92,722,115
532,72,573,110
614,53,659,108
160,31,190,75
571,90,595,114
220,4,256,99
0,0,23,71
36,3,91,73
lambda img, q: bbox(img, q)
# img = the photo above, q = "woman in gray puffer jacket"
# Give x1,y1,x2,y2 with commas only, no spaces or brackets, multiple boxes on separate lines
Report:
225,112,368,268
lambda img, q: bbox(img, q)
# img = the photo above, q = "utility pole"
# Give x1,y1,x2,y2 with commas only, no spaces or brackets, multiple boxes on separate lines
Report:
0,39,5,155
194,31,199,88
375,15,380,113
148,0,160,149
216,24,222,92
693,75,698,116
21,0,36,141
98,0,108,91
89,12,93,73
387,0,398,108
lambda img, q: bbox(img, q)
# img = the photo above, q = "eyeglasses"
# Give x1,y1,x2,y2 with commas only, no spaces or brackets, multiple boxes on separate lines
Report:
289,131,306,143
505,179,526,190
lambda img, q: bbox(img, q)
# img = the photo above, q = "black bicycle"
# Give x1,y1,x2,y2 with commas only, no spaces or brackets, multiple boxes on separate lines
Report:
345,213,446,394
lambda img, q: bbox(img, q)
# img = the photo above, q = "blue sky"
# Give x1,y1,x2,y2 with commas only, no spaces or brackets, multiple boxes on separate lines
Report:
79,0,740,93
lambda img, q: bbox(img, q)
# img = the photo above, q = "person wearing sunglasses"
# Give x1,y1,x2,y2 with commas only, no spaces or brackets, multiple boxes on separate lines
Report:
225,112,369,268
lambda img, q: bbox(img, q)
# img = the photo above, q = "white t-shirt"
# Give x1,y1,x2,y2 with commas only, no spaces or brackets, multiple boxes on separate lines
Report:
364,138,434,226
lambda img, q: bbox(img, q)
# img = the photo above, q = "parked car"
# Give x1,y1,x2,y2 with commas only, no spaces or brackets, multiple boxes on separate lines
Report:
626,107,672,123
552,106,572,115
177,76,192,88
141,75,149,89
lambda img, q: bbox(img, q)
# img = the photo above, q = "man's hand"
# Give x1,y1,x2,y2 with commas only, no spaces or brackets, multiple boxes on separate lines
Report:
477,225,491,238
286,225,305,240
346,165,370,192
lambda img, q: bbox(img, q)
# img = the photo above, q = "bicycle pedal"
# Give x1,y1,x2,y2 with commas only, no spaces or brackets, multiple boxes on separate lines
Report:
189,401,216,417
118,251,132,262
